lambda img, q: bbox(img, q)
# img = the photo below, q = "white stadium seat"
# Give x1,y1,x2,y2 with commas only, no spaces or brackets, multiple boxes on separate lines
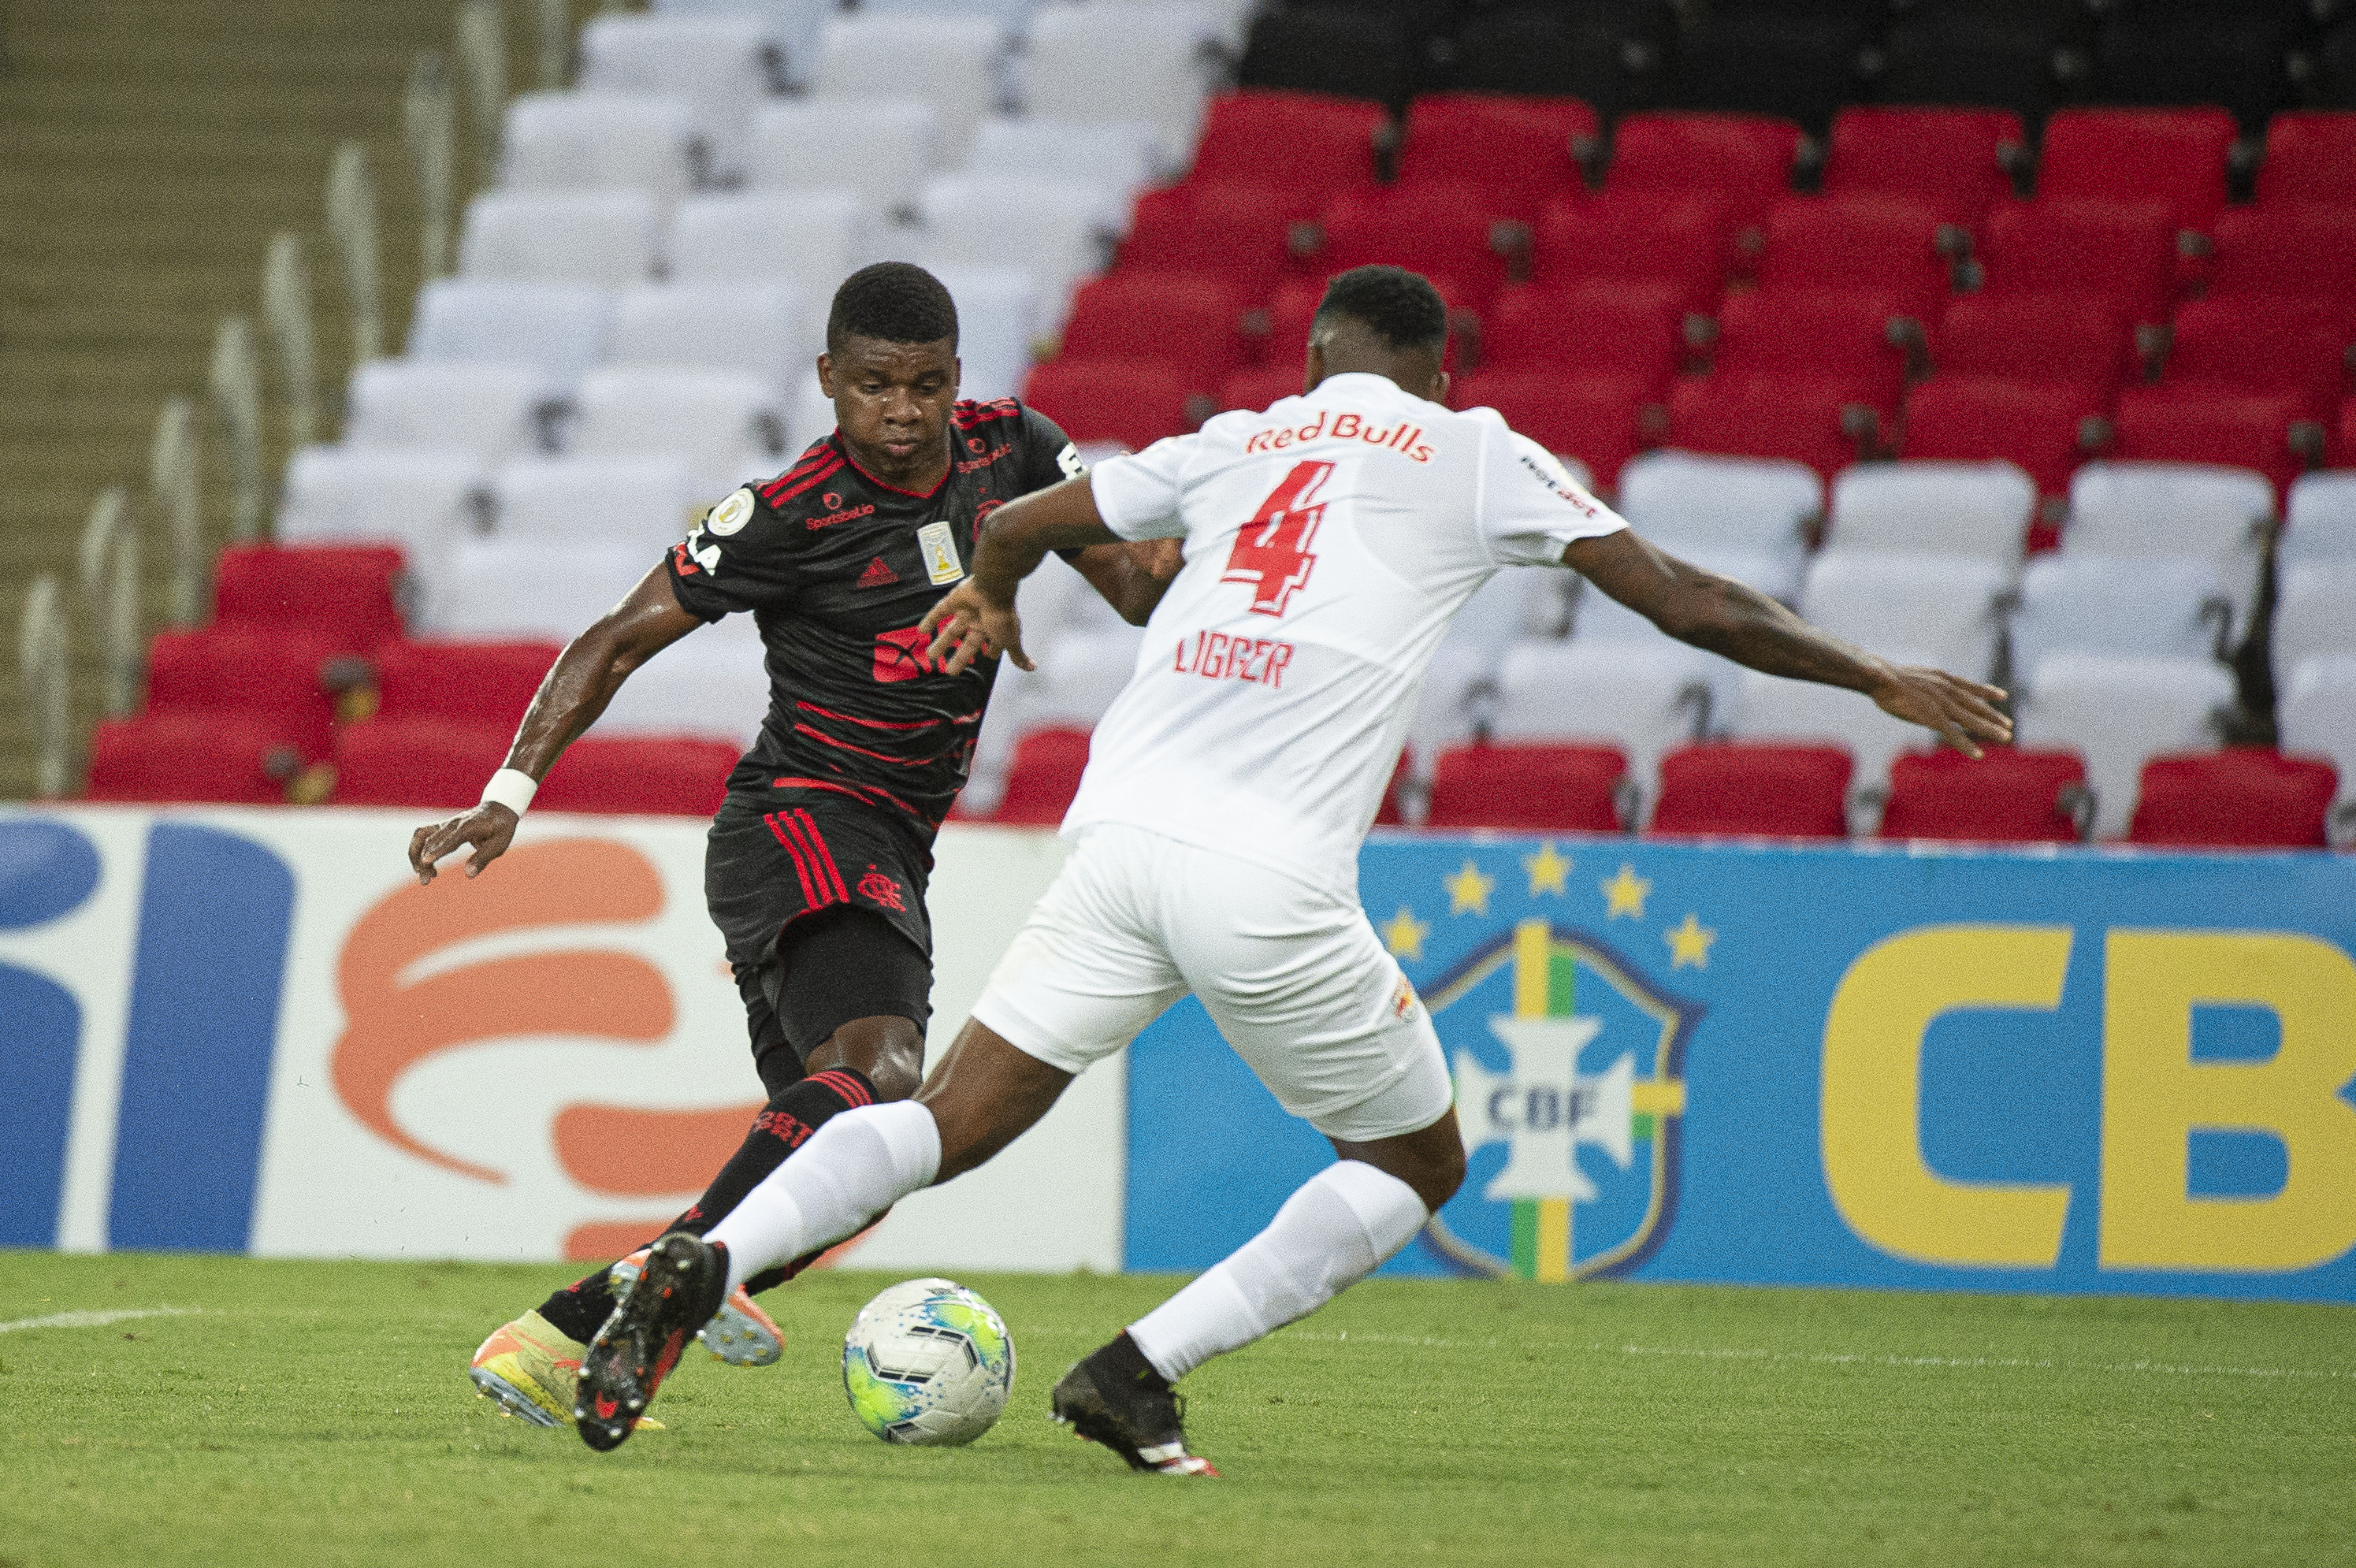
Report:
273,447,488,628
578,13,774,180
1823,460,2034,566
438,540,650,641
406,279,615,385
2272,562,2356,687
966,622,1146,813
1797,552,2008,682
1023,3,1220,159
1615,450,1821,591
927,266,1042,403
341,359,554,463
457,189,663,289
650,0,838,85
1397,570,1575,772
2009,554,2231,687
565,366,790,499
749,98,942,219
609,282,813,393
489,455,700,555
1729,670,1927,804
1091,0,1255,48
1570,542,1784,712
667,190,875,295
2064,462,2273,635
963,116,1168,206
785,374,838,459
910,175,1120,333
863,0,1042,36
593,614,773,748
2014,652,2235,838
809,15,1009,159
2284,470,2356,568
498,92,703,203
2279,655,2356,838
1490,639,1715,812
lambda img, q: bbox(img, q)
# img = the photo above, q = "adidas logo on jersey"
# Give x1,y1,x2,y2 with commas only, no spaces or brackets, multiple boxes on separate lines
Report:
857,556,900,589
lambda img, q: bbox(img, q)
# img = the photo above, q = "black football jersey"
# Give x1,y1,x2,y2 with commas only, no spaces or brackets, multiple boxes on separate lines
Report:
664,398,1083,831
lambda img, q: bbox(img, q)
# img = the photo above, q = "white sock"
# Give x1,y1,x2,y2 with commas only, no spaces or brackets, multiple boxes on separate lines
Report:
1127,1161,1428,1383
705,1102,942,1295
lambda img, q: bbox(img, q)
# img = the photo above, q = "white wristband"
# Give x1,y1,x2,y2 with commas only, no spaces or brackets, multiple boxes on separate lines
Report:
480,767,538,817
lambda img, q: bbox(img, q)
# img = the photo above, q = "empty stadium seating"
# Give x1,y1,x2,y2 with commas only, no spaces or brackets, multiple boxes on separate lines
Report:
2127,749,2337,849
1820,108,2021,238
1424,742,1626,832
1878,747,2087,844
1649,743,1852,840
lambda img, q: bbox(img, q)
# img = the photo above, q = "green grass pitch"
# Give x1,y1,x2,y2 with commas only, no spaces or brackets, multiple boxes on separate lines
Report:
2,1253,2350,1567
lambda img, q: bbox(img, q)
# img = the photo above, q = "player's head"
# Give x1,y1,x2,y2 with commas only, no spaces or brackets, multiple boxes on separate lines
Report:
819,262,962,485
1304,266,1449,403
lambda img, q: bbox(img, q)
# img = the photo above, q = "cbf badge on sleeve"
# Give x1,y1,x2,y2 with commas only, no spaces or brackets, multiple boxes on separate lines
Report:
917,521,964,585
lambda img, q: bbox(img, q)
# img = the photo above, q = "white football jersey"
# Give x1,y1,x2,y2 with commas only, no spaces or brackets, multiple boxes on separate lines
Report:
1066,370,1628,897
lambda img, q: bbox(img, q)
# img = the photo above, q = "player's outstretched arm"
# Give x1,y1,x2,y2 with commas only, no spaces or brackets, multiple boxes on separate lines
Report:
1563,529,2013,758
1065,537,1185,626
407,566,704,884
922,474,1124,674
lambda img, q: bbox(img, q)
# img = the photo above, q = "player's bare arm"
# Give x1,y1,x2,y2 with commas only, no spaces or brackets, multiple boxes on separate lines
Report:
920,474,1124,673
407,567,701,884
1565,528,2013,759
1065,537,1185,626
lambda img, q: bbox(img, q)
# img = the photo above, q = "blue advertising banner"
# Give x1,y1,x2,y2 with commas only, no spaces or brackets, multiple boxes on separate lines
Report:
1125,836,2356,1302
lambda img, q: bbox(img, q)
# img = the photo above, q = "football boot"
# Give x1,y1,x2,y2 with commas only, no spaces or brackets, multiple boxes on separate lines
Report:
468,1310,586,1428
1050,1339,1222,1477
611,1247,784,1367
576,1232,729,1451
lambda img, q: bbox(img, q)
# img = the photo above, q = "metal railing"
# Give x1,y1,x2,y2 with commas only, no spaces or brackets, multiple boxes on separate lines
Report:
325,139,383,368
405,51,457,279
76,486,141,718
262,232,318,451
18,574,72,798
209,316,265,543
151,397,203,626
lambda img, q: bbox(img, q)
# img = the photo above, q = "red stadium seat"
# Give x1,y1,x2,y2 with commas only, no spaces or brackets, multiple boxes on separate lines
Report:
1933,293,2136,398
1424,742,1626,832
1183,90,1384,202
2111,387,2317,497
1448,368,1656,489
1119,184,1311,301
1900,377,2108,507
213,544,405,653
1978,201,2177,329
2343,395,2356,462
330,718,512,808
1754,195,1955,327
2127,748,2338,849
1603,113,1805,234
1395,92,1596,218
992,726,1092,825
2035,109,2236,242
1481,281,1685,382
371,637,562,726
2256,112,2356,211
1023,359,1195,451
1878,747,2087,843
535,736,737,816
84,712,301,804
1670,375,1879,484
1058,273,1249,392
1648,743,1852,839
2205,207,2356,307
143,623,342,761
1706,288,1912,412
1531,191,1736,319
1220,362,1306,414
1311,184,1512,310
2157,297,2352,417
1254,273,1477,372
1822,107,2023,236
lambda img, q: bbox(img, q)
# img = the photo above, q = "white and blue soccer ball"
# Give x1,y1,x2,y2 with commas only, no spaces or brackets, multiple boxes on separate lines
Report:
842,1277,1016,1447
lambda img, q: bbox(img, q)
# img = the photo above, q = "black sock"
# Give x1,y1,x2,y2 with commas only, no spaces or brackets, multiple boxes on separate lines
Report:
1102,1329,1172,1394
533,1067,877,1343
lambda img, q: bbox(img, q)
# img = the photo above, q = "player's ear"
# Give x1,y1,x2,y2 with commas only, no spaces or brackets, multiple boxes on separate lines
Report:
817,352,836,399
952,355,961,396
1429,368,1451,405
1302,340,1325,395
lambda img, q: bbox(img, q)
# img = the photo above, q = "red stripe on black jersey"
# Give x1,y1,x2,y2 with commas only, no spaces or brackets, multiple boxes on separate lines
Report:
953,397,1023,431
789,810,852,901
764,812,825,907
766,455,847,506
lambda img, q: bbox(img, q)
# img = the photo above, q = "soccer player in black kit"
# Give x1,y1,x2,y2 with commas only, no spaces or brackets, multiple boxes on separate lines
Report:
411,263,1180,1436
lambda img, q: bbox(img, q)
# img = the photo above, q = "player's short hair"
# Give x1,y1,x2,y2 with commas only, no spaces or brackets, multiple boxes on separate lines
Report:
1310,265,1448,355
827,262,959,353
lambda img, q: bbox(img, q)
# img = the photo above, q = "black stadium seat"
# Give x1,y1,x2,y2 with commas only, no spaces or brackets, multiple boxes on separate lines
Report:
1659,0,1887,136
1237,0,1429,108
1436,0,1674,118
1877,0,2092,126
2086,0,2306,128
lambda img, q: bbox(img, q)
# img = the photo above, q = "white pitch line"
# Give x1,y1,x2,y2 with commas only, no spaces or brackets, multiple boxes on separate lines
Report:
1277,1328,2355,1383
0,1306,199,1335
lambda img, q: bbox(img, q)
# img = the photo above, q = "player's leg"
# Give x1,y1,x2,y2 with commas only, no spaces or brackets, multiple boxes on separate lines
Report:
1055,842,1459,1473
574,828,1184,1449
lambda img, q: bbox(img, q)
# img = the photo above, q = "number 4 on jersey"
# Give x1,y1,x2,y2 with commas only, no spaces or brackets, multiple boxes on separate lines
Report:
1223,459,1333,617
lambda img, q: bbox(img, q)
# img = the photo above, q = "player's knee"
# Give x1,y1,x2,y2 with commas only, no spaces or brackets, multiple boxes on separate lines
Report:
1421,1135,1467,1210
808,1014,926,1101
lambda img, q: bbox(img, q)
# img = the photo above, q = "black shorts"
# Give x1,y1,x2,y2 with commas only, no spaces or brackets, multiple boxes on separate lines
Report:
706,793,935,1083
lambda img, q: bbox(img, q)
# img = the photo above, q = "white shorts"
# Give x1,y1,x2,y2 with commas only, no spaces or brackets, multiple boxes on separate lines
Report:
971,823,1453,1143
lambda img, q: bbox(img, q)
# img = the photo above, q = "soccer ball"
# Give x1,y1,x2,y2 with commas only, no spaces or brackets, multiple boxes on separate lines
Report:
841,1277,1015,1446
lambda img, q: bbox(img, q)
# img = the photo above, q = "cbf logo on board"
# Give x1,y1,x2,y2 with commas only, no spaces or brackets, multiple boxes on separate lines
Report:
1383,847,1703,1280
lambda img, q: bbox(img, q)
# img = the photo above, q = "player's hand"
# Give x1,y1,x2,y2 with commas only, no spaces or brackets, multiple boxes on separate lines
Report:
408,803,520,886
1870,666,2012,759
920,580,1029,676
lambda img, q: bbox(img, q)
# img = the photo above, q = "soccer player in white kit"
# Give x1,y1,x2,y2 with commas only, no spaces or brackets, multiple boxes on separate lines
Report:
574,266,2013,1466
